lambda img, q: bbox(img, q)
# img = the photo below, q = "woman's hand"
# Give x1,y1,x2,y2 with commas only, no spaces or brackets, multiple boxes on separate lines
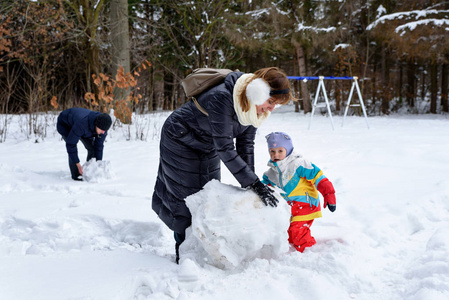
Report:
250,179,278,207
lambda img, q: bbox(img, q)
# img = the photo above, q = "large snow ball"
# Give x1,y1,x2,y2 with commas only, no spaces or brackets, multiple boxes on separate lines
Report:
82,160,115,183
180,180,291,270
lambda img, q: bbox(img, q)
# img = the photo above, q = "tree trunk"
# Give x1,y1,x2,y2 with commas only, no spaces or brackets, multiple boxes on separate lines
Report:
164,72,173,110
421,67,425,103
398,62,403,102
153,65,164,111
430,63,438,114
148,67,154,112
441,63,448,113
406,61,415,107
85,27,100,79
335,81,341,113
111,0,130,74
292,56,300,112
145,0,154,113
381,46,390,114
111,0,131,123
295,44,311,113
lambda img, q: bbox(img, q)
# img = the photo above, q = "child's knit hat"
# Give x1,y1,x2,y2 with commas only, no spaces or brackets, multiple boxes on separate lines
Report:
265,132,293,156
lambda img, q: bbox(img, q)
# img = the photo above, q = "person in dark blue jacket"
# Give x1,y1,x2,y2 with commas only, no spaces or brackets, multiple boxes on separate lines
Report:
57,108,112,181
152,67,296,263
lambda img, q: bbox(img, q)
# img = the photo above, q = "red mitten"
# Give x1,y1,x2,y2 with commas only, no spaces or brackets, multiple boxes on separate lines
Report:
317,178,336,212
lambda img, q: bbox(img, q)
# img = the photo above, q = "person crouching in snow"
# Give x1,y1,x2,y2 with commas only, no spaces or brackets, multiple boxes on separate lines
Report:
261,132,336,252
57,108,112,181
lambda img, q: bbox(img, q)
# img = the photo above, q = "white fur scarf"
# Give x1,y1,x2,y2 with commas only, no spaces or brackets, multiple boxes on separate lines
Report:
233,74,270,128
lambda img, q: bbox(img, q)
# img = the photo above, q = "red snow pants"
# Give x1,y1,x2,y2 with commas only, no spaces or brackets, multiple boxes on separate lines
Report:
288,219,316,252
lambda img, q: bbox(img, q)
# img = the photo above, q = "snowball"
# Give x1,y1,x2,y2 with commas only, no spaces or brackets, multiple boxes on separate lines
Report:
82,160,115,183
180,180,290,270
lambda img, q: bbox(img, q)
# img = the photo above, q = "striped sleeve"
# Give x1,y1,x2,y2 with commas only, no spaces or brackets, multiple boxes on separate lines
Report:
295,162,326,188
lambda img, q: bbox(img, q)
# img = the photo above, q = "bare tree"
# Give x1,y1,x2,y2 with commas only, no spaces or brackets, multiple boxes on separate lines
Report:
65,0,106,92
0,63,20,142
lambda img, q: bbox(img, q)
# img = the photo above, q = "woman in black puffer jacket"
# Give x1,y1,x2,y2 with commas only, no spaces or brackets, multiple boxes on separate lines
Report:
152,67,295,262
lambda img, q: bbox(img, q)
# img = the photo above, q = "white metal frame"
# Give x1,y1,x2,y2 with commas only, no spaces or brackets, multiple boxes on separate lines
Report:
307,76,369,130
308,76,334,130
342,76,369,129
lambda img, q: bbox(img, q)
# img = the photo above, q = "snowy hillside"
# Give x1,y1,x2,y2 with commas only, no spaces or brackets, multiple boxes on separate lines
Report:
1,106,449,300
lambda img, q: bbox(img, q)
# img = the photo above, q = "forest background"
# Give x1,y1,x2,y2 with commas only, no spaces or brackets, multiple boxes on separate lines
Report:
0,0,448,131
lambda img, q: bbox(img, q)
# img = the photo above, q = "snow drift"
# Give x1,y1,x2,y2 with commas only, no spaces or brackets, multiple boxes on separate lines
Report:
2,109,449,300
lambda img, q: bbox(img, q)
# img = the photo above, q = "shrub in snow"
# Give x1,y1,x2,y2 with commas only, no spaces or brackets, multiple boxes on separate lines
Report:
180,180,290,270
82,160,115,183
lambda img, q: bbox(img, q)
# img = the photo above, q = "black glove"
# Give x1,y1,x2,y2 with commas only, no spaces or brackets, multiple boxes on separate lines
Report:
250,179,278,207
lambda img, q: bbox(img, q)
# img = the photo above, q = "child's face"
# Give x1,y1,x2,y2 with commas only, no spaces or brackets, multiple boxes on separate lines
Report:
270,147,287,162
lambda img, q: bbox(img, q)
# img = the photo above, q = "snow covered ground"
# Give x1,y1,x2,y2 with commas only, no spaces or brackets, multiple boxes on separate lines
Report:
1,106,449,300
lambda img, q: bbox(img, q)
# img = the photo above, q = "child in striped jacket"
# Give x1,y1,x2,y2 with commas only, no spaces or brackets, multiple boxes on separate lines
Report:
262,132,336,252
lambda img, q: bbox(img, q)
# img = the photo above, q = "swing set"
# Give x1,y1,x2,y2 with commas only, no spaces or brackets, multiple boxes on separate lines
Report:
288,76,369,129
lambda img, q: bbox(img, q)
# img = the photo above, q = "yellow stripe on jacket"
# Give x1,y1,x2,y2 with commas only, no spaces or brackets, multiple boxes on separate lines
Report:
289,177,320,198
291,211,323,222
